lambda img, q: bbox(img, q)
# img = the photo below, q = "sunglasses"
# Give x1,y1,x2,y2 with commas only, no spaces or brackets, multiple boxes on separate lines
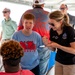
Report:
48,23,55,26
2,11,9,13
60,8,66,10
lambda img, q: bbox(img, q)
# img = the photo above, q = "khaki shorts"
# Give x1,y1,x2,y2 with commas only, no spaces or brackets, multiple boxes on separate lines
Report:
55,61,75,75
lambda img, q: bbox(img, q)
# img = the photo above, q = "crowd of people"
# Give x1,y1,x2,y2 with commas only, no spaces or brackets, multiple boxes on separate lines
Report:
0,0,75,75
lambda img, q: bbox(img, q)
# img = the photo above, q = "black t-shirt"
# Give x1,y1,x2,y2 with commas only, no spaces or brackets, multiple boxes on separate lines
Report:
50,26,75,65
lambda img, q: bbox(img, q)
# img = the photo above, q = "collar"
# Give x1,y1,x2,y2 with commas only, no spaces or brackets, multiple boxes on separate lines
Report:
34,7,43,9
4,17,11,22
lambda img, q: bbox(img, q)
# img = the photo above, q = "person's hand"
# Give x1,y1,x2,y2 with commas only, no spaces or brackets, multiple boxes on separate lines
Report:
47,42,58,48
42,36,51,45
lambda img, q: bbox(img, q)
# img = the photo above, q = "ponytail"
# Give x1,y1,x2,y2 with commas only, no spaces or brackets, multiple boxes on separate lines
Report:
63,14,70,26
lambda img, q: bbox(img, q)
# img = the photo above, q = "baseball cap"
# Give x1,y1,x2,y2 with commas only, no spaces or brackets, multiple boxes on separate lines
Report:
33,0,45,5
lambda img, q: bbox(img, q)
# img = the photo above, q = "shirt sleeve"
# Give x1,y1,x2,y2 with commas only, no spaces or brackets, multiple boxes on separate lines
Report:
67,27,75,43
23,70,35,75
50,28,53,41
37,33,44,47
12,32,18,41
12,21,17,31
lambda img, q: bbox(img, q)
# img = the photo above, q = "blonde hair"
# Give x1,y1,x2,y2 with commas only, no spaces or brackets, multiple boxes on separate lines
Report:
49,10,70,27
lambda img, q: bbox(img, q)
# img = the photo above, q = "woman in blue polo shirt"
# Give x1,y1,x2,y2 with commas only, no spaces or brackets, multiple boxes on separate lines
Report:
43,10,75,75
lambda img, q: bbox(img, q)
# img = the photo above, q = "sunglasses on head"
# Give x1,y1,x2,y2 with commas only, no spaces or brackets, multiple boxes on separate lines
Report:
48,23,55,26
2,11,9,13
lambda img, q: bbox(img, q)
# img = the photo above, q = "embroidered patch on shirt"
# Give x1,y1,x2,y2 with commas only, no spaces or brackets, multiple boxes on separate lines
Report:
52,36,58,39
62,33,67,39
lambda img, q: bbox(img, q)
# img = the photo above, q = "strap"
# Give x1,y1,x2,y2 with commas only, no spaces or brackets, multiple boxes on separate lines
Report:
0,65,3,71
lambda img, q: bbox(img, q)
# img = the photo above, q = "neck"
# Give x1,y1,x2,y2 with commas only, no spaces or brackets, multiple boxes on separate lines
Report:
5,17,10,21
22,29,32,36
5,65,20,73
57,29,63,35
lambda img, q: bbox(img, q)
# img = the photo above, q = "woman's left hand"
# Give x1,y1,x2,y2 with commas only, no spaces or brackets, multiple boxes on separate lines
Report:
47,42,59,48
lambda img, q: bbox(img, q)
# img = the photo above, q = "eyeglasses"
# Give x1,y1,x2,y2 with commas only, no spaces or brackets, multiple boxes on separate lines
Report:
2,11,9,13
48,23,54,26
60,8,66,10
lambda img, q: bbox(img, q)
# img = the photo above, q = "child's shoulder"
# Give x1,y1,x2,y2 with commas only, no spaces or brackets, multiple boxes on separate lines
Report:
32,31,40,34
0,70,34,75
22,70,34,75
32,31,41,36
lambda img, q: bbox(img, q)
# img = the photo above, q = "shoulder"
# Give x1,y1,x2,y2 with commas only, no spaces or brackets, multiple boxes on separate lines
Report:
37,8,49,14
2,20,5,23
26,9,33,12
0,72,5,75
64,26,74,31
0,72,10,75
13,31,21,35
11,20,17,26
64,26,75,34
68,13,75,18
16,30,21,34
32,31,41,36
11,20,16,24
12,31,22,39
50,28,55,33
43,9,49,14
22,70,34,75
25,9,33,14
32,31,42,40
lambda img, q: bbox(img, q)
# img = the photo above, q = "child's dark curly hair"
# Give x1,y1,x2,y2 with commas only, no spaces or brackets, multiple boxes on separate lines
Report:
0,40,24,60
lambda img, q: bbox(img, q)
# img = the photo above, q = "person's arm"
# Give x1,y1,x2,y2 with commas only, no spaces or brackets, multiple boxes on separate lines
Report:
0,23,3,41
42,36,56,51
0,31,2,41
12,21,17,31
43,27,75,54
58,42,75,54
46,41,75,54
